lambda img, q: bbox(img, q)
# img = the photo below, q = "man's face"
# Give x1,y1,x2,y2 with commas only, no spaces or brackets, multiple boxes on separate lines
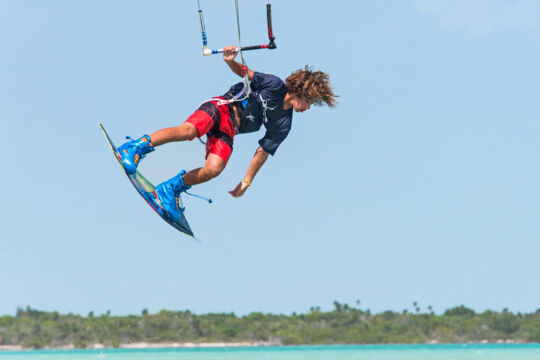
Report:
293,96,312,113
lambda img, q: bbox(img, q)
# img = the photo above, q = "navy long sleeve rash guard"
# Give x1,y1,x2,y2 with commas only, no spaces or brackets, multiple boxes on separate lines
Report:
224,72,293,156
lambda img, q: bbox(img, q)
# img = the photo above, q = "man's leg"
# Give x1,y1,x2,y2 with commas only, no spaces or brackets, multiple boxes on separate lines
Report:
183,153,226,186
154,154,225,221
150,108,216,146
150,122,199,146
118,120,201,175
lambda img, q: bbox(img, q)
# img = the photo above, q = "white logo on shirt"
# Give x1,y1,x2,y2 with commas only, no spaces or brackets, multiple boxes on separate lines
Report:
260,94,276,124
246,114,255,122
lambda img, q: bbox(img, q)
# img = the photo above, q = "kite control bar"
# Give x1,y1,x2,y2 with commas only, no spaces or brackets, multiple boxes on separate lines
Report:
197,1,277,56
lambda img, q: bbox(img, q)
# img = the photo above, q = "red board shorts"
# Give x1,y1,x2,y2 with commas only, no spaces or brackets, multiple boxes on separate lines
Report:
185,97,236,165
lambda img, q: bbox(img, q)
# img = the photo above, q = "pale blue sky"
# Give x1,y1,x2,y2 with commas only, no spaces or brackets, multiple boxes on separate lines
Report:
1,0,539,317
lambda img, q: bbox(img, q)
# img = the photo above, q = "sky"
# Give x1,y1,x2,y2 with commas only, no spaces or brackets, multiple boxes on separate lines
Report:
1,0,540,317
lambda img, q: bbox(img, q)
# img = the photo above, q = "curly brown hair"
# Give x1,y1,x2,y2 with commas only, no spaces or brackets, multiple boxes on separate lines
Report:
285,66,338,107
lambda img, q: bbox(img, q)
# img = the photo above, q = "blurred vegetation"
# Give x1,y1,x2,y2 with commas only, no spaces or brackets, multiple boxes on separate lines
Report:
1,303,539,349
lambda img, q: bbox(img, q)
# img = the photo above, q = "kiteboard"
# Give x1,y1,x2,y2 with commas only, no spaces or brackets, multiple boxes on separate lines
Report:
99,124,195,238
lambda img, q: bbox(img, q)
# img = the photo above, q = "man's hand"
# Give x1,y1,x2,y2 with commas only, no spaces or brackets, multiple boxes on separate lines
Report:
223,45,238,63
223,45,254,79
230,147,268,198
229,181,249,198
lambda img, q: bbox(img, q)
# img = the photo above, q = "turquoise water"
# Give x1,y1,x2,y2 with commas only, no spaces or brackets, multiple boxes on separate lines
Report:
0,344,539,360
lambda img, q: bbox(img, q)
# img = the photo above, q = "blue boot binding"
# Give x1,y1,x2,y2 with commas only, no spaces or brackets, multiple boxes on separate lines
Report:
118,135,154,175
154,170,192,222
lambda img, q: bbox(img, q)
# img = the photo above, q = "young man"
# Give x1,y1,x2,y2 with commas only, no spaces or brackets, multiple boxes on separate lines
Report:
118,46,337,221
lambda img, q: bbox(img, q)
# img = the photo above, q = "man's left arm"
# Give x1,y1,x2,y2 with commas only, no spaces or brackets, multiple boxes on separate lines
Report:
223,45,255,80
229,147,269,198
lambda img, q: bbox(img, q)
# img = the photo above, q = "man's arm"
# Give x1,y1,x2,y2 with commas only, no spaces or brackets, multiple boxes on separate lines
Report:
229,147,269,198
223,45,255,80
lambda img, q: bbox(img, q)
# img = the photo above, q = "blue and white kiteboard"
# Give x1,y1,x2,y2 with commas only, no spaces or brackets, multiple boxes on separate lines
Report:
100,123,195,238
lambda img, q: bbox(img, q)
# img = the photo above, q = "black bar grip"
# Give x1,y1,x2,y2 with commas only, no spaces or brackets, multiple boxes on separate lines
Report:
267,4,274,39
266,3,276,49
241,45,267,51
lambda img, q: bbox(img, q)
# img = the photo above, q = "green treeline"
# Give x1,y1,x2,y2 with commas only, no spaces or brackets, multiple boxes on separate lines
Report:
1,304,540,349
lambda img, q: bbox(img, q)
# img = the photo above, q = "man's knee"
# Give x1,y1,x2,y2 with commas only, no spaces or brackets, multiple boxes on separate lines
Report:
180,122,199,140
204,164,224,179
203,154,226,179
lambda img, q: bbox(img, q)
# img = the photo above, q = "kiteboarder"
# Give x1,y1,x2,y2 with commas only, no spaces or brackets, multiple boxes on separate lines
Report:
117,46,337,220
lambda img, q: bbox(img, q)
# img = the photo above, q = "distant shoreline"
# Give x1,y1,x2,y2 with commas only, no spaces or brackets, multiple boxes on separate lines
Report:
4,306,539,350
0,339,534,352
0,342,271,351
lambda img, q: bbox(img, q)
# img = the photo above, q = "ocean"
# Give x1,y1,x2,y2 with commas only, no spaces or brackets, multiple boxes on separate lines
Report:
0,344,539,360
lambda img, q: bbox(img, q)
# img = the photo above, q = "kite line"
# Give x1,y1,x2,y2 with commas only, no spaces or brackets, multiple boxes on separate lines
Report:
196,0,277,56
195,0,277,106
194,0,278,148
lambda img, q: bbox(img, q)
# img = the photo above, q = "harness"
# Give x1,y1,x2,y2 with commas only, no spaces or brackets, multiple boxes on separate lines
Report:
198,100,234,149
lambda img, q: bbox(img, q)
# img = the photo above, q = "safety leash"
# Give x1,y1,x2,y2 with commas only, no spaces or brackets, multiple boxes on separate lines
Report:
185,190,213,204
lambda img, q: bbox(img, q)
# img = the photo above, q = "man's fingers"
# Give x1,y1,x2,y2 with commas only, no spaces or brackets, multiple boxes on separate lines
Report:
228,182,245,197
